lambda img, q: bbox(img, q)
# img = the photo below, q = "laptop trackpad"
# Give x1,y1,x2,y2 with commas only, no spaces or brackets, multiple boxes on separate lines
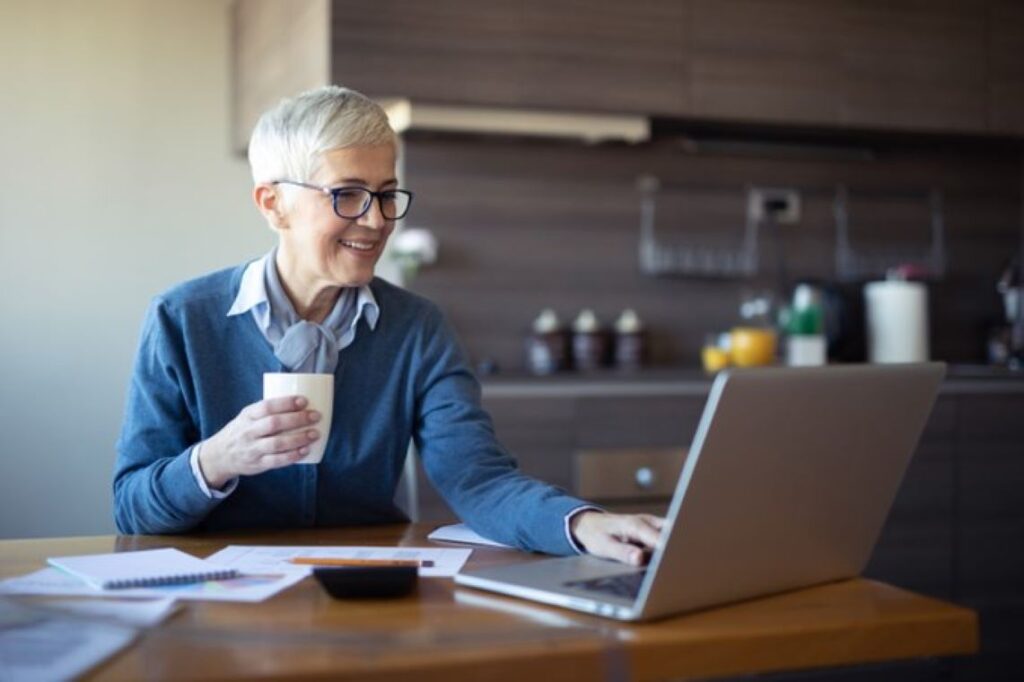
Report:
461,555,643,604
564,570,647,600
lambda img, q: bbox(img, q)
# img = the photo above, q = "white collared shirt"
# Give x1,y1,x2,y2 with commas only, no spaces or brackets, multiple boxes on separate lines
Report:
226,252,379,343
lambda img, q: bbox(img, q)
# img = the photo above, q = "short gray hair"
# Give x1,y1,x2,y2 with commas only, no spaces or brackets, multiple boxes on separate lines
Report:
248,85,396,184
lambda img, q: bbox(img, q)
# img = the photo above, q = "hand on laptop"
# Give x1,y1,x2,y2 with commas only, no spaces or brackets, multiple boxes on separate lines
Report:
570,511,664,566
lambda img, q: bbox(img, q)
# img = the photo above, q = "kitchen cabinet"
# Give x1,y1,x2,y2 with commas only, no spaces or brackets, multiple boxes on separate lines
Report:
333,0,690,114
953,393,1024,680
686,0,999,135
515,0,688,115
328,1,524,110
988,0,1024,136
863,397,956,600
686,0,846,126
839,1,988,134
233,0,1024,149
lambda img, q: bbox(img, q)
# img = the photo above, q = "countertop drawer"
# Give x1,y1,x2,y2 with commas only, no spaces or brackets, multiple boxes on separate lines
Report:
574,448,687,501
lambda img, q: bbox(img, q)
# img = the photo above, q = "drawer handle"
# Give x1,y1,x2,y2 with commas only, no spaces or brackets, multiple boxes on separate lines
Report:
635,466,656,490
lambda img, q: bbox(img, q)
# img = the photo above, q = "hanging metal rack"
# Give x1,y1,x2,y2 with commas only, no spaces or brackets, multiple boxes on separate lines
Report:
637,175,760,278
833,185,946,281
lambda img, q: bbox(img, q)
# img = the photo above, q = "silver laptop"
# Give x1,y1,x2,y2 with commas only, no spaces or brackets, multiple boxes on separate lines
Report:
455,363,945,621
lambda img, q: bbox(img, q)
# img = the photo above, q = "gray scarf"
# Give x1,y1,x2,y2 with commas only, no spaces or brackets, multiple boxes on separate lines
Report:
263,251,356,374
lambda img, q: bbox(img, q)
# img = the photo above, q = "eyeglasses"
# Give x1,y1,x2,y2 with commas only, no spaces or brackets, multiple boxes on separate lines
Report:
272,180,414,220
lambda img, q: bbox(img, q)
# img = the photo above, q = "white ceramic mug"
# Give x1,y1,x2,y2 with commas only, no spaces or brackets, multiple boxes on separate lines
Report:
263,372,334,465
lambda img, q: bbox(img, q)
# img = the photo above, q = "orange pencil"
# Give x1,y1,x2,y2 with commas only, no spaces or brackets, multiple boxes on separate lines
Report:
288,557,435,568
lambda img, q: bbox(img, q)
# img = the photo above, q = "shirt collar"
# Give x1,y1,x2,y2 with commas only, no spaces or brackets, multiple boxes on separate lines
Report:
227,252,379,332
226,254,269,317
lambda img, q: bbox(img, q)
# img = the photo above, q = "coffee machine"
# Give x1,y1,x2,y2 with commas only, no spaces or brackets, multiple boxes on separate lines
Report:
989,258,1024,369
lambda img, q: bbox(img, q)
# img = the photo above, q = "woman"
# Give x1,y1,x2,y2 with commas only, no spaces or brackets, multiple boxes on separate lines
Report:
113,85,661,564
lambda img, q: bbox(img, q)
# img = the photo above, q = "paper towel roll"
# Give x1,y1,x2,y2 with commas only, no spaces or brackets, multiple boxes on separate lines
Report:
864,280,930,363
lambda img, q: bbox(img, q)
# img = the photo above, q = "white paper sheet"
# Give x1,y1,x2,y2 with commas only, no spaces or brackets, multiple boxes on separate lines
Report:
0,566,306,603
37,597,180,627
0,597,137,682
427,523,513,549
206,545,472,578
47,547,235,590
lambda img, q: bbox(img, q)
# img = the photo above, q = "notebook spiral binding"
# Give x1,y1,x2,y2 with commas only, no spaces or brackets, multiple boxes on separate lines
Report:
104,568,239,589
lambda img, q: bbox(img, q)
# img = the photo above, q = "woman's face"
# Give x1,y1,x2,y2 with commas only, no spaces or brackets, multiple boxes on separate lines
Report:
277,144,398,290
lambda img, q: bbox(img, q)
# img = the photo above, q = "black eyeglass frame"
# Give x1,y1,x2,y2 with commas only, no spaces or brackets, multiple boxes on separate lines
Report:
271,180,414,220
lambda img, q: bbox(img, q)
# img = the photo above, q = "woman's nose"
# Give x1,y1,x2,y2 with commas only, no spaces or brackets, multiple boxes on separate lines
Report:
358,197,388,231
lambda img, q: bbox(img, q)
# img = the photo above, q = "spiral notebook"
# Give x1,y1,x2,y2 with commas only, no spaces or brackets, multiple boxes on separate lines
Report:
47,548,238,590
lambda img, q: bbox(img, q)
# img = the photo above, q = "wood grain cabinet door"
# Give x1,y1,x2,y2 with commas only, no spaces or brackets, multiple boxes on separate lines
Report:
988,0,1024,136
330,0,527,107
330,0,690,115
686,0,845,127
518,0,689,115
237,0,1024,138
864,397,956,600
953,393,1024,678
574,396,705,450
574,447,687,516
839,1,988,134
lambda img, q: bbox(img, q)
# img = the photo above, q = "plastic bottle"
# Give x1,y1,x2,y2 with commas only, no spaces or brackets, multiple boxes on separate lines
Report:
613,309,646,370
571,309,609,371
785,283,827,366
525,309,568,375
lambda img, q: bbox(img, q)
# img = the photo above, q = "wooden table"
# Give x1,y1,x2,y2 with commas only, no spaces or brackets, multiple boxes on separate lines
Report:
0,524,977,681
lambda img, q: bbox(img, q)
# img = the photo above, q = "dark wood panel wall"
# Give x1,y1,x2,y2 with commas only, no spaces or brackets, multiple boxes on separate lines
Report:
404,134,1021,372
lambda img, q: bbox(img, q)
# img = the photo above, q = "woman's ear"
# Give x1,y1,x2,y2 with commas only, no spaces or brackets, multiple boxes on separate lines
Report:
253,184,288,231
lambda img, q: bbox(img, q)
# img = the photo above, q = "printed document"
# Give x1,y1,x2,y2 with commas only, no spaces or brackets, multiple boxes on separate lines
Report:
0,566,305,603
206,545,472,578
0,596,138,682
427,523,513,549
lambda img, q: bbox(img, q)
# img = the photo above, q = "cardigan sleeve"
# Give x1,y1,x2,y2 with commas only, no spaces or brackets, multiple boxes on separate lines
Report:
112,298,225,534
411,305,590,555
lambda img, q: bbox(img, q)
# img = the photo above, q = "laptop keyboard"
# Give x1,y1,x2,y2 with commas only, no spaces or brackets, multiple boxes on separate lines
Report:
565,571,647,600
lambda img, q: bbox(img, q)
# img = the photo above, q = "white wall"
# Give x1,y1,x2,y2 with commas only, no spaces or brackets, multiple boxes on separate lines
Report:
0,1,273,538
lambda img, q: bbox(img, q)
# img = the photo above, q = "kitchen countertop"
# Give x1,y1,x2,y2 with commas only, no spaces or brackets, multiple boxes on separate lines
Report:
480,364,1024,398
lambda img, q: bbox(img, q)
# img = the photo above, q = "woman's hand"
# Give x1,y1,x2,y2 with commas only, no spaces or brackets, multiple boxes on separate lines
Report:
198,396,322,489
570,511,665,566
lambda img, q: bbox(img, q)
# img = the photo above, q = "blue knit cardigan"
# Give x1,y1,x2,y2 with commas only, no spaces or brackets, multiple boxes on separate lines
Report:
113,263,586,555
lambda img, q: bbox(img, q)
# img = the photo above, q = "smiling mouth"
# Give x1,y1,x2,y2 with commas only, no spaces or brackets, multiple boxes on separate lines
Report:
338,239,378,253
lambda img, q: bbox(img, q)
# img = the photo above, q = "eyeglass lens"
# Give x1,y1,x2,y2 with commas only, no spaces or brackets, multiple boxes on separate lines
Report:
333,188,411,220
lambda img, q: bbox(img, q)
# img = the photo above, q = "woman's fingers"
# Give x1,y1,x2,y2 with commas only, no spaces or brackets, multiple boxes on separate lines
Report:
256,429,320,457
242,396,322,470
257,448,310,471
572,512,667,566
595,534,647,566
202,397,322,483
599,516,662,566
638,514,666,531
609,514,662,550
245,396,308,420
250,409,320,438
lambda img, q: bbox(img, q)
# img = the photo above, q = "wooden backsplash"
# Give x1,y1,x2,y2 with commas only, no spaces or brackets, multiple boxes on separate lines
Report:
403,133,1021,371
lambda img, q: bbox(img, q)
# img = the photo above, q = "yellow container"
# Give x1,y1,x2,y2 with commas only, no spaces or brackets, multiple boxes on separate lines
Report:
730,327,777,367
701,345,731,373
